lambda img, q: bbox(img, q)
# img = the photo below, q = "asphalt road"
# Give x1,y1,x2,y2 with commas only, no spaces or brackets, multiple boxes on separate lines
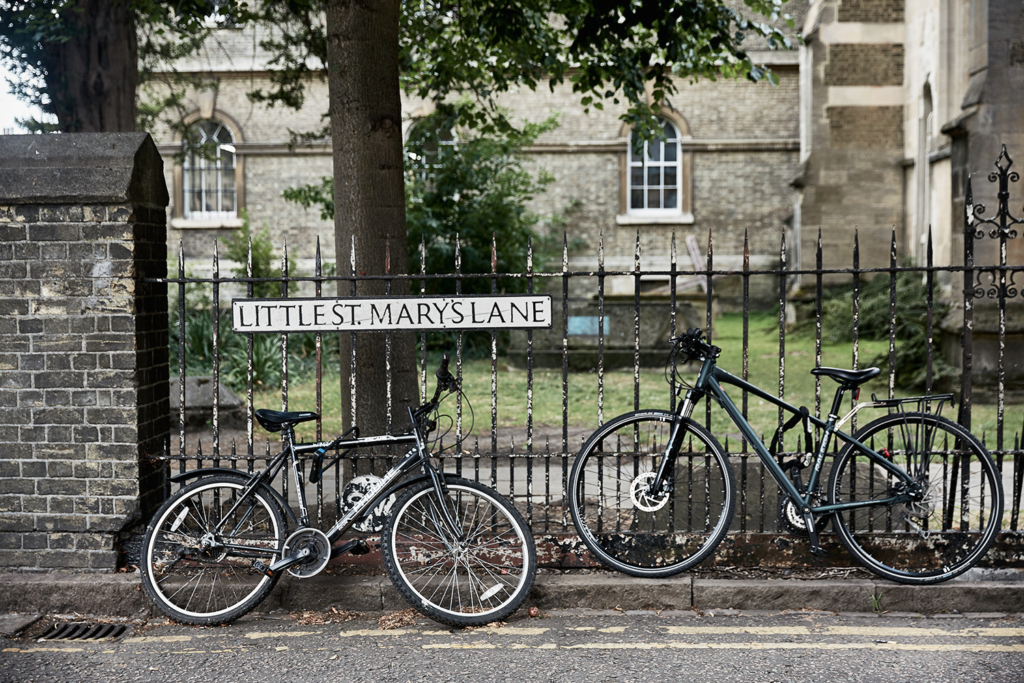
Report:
3,609,1022,683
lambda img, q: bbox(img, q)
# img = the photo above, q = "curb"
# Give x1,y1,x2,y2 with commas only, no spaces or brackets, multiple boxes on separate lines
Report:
2,571,1023,619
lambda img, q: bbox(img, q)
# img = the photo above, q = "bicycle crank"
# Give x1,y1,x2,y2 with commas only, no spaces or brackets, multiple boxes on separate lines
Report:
778,496,829,539
280,528,332,578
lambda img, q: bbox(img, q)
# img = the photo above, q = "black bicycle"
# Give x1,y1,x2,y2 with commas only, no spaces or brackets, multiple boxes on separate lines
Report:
141,355,536,626
569,328,1003,584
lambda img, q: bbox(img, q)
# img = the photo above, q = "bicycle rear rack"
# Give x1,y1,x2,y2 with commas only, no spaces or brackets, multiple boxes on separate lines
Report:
868,393,954,416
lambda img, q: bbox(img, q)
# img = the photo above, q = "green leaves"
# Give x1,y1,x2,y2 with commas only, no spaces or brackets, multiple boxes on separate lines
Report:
282,107,563,288
1,0,244,131
792,267,957,391
243,0,796,142
404,110,560,295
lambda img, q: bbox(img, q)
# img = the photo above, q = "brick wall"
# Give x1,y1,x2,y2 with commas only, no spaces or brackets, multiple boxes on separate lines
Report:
0,134,169,571
827,106,904,148
837,0,904,23
824,45,904,86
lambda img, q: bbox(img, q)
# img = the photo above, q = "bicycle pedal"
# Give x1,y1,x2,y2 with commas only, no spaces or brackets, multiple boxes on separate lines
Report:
809,546,828,557
331,539,369,559
251,559,274,578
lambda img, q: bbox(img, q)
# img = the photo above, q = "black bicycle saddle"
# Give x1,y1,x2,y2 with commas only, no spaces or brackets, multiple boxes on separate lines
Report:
810,367,881,386
254,409,319,432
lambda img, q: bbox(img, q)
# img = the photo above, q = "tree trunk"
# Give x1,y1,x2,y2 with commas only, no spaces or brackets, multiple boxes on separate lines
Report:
325,0,418,440
41,0,137,132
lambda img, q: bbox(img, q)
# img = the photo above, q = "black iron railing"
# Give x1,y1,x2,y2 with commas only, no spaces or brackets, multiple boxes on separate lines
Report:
148,147,1024,557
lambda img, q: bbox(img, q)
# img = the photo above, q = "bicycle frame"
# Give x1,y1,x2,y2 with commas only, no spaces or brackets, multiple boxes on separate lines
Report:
207,406,458,549
663,357,922,521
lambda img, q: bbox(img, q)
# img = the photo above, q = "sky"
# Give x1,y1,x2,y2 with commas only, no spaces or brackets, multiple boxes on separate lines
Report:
0,64,44,134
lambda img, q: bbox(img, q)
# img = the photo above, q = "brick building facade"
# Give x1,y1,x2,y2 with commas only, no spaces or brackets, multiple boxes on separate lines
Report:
151,15,806,305
152,0,1023,290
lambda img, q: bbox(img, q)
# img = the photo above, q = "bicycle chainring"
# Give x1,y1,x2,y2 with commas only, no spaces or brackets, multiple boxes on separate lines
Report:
777,495,829,538
282,528,331,579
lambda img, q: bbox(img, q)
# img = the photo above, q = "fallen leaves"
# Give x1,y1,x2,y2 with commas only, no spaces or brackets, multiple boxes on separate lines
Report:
290,607,364,625
377,609,418,630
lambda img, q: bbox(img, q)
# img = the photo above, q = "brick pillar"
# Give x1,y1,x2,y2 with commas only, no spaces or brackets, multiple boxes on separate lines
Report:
0,133,169,570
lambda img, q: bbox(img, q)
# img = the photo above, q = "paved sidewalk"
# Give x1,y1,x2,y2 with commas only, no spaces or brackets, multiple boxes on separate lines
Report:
1,568,1022,620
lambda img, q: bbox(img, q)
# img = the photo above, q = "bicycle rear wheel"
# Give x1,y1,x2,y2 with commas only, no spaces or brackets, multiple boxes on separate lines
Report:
828,412,1003,584
568,411,735,577
382,477,536,627
140,475,285,624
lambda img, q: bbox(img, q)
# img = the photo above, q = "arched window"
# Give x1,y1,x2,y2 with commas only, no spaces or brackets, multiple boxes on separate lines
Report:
628,121,681,215
183,119,237,219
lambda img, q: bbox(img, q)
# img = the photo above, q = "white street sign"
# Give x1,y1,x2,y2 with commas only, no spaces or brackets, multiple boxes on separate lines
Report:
232,295,552,333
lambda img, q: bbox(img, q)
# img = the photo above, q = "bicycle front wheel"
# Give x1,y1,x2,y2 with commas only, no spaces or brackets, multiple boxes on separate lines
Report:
382,477,537,627
828,412,1003,584
140,475,285,624
569,411,736,577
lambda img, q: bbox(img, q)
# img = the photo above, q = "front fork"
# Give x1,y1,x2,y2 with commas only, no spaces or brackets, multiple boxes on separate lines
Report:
408,406,466,543
426,464,466,544
648,391,699,497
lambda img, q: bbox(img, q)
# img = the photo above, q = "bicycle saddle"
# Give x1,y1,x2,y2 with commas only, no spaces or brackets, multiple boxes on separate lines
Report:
255,409,319,432
810,366,881,386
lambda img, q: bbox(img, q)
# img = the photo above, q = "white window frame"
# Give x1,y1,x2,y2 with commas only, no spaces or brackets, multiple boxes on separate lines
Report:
183,119,238,221
627,121,683,218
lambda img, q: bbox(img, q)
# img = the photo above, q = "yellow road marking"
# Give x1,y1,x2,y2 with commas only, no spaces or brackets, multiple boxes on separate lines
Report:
124,636,192,643
568,627,595,631
661,625,1024,639
964,629,1024,637
422,643,497,649
598,627,627,634
244,631,317,640
564,642,1024,652
663,626,811,635
824,627,1024,638
424,643,556,650
336,627,548,637
481,627,549,636
2,648,85,653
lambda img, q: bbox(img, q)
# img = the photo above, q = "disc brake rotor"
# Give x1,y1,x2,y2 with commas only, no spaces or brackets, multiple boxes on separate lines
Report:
629,472,670,513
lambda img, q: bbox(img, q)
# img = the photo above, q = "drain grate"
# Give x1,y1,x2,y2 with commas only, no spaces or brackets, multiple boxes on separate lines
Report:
39,622,130,642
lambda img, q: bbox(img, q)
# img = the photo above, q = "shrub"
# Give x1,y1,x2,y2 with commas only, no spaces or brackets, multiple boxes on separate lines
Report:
796,266,956,391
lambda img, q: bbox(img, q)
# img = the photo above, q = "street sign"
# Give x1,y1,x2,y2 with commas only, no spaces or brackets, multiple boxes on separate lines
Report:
232,295,553,333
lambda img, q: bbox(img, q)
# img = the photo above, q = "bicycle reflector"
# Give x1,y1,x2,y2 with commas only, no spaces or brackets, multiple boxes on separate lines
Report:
854,388,861,400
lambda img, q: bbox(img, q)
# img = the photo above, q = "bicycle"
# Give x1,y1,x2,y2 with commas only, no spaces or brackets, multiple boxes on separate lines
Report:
568,328,1003,584
141,354,537,626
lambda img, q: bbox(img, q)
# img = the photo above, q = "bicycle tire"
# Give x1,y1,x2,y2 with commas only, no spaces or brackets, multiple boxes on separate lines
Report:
140,475,286,624
381,477,537,627
569,410,736,577
828,412,1003,584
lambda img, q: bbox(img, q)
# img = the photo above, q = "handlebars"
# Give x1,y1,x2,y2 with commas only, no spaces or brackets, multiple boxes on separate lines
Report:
669,327,721,361
430,353,458,403
412,353,460,430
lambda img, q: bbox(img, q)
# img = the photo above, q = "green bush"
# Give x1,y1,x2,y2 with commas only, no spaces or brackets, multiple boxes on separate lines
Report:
169,216,340,391
284,110,566,358
796,267,956,391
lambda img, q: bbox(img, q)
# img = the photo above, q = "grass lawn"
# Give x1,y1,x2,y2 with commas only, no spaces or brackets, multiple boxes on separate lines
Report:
258,312,1019,451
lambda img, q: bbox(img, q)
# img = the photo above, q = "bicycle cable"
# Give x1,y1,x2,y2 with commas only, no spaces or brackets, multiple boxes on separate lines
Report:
425,385,475,456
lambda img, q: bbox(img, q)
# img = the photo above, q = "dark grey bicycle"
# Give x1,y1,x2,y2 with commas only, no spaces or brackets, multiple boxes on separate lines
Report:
569,328,1003,584
141,355,536,626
